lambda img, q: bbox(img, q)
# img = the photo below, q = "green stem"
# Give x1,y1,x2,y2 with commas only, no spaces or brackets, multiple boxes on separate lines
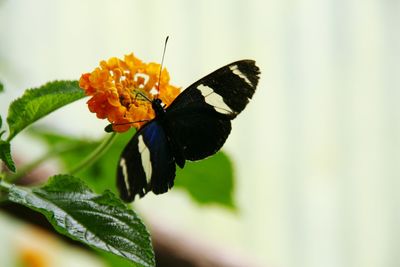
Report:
4,133,116,184
0,179,11,203
5,143,82,184
68,132,117,175
0,179,11,190
6,135,13,143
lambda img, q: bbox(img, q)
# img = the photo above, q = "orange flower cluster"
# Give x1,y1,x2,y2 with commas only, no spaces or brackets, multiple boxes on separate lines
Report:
79,53,181,132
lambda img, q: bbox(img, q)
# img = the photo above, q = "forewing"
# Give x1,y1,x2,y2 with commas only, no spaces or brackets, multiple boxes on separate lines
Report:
167,60,260,117
117,121,176,202
164,60,259,161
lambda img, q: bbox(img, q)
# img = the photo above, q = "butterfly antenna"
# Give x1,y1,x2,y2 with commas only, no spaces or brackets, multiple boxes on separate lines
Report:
156,36,169,99
136,91,152,102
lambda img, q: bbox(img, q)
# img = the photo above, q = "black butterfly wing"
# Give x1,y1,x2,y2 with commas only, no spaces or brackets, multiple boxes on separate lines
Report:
164,108,232,164
117,60,260,200
117,120,176,201
165,60,260,162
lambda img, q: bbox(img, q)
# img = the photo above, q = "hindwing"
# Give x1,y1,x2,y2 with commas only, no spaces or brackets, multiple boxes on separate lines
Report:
117,121,175,201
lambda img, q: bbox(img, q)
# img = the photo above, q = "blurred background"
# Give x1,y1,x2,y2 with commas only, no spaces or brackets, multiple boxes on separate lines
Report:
0,0,399,267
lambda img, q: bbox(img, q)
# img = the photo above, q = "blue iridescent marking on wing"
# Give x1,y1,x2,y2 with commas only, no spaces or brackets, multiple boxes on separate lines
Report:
117,121,176,201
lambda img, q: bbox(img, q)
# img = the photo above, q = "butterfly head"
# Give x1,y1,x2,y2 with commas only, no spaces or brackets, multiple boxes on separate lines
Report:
152,98,166,117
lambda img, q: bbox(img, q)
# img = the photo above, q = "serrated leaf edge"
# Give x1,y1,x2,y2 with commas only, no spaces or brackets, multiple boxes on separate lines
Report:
9,184,154,267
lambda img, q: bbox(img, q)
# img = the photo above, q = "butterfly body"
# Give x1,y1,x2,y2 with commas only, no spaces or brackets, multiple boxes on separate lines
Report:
117,60,260,201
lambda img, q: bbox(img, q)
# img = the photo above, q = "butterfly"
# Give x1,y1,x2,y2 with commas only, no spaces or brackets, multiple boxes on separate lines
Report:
117,60,260,201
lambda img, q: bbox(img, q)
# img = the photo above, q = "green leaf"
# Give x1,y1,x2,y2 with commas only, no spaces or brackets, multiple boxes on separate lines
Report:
6,80,85,141
175,152,235,209
0,81,3,93
0,115,6,139
30,128,236,208
8,174,155,267
0,140,16,172
73,131,135,194
98,250,137,267
30,128,135,195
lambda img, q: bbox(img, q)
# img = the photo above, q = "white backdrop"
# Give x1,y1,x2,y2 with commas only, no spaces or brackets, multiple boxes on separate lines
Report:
1,1,399,267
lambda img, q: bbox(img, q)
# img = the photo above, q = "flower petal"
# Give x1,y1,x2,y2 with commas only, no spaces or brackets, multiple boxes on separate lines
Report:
79,53,180,132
